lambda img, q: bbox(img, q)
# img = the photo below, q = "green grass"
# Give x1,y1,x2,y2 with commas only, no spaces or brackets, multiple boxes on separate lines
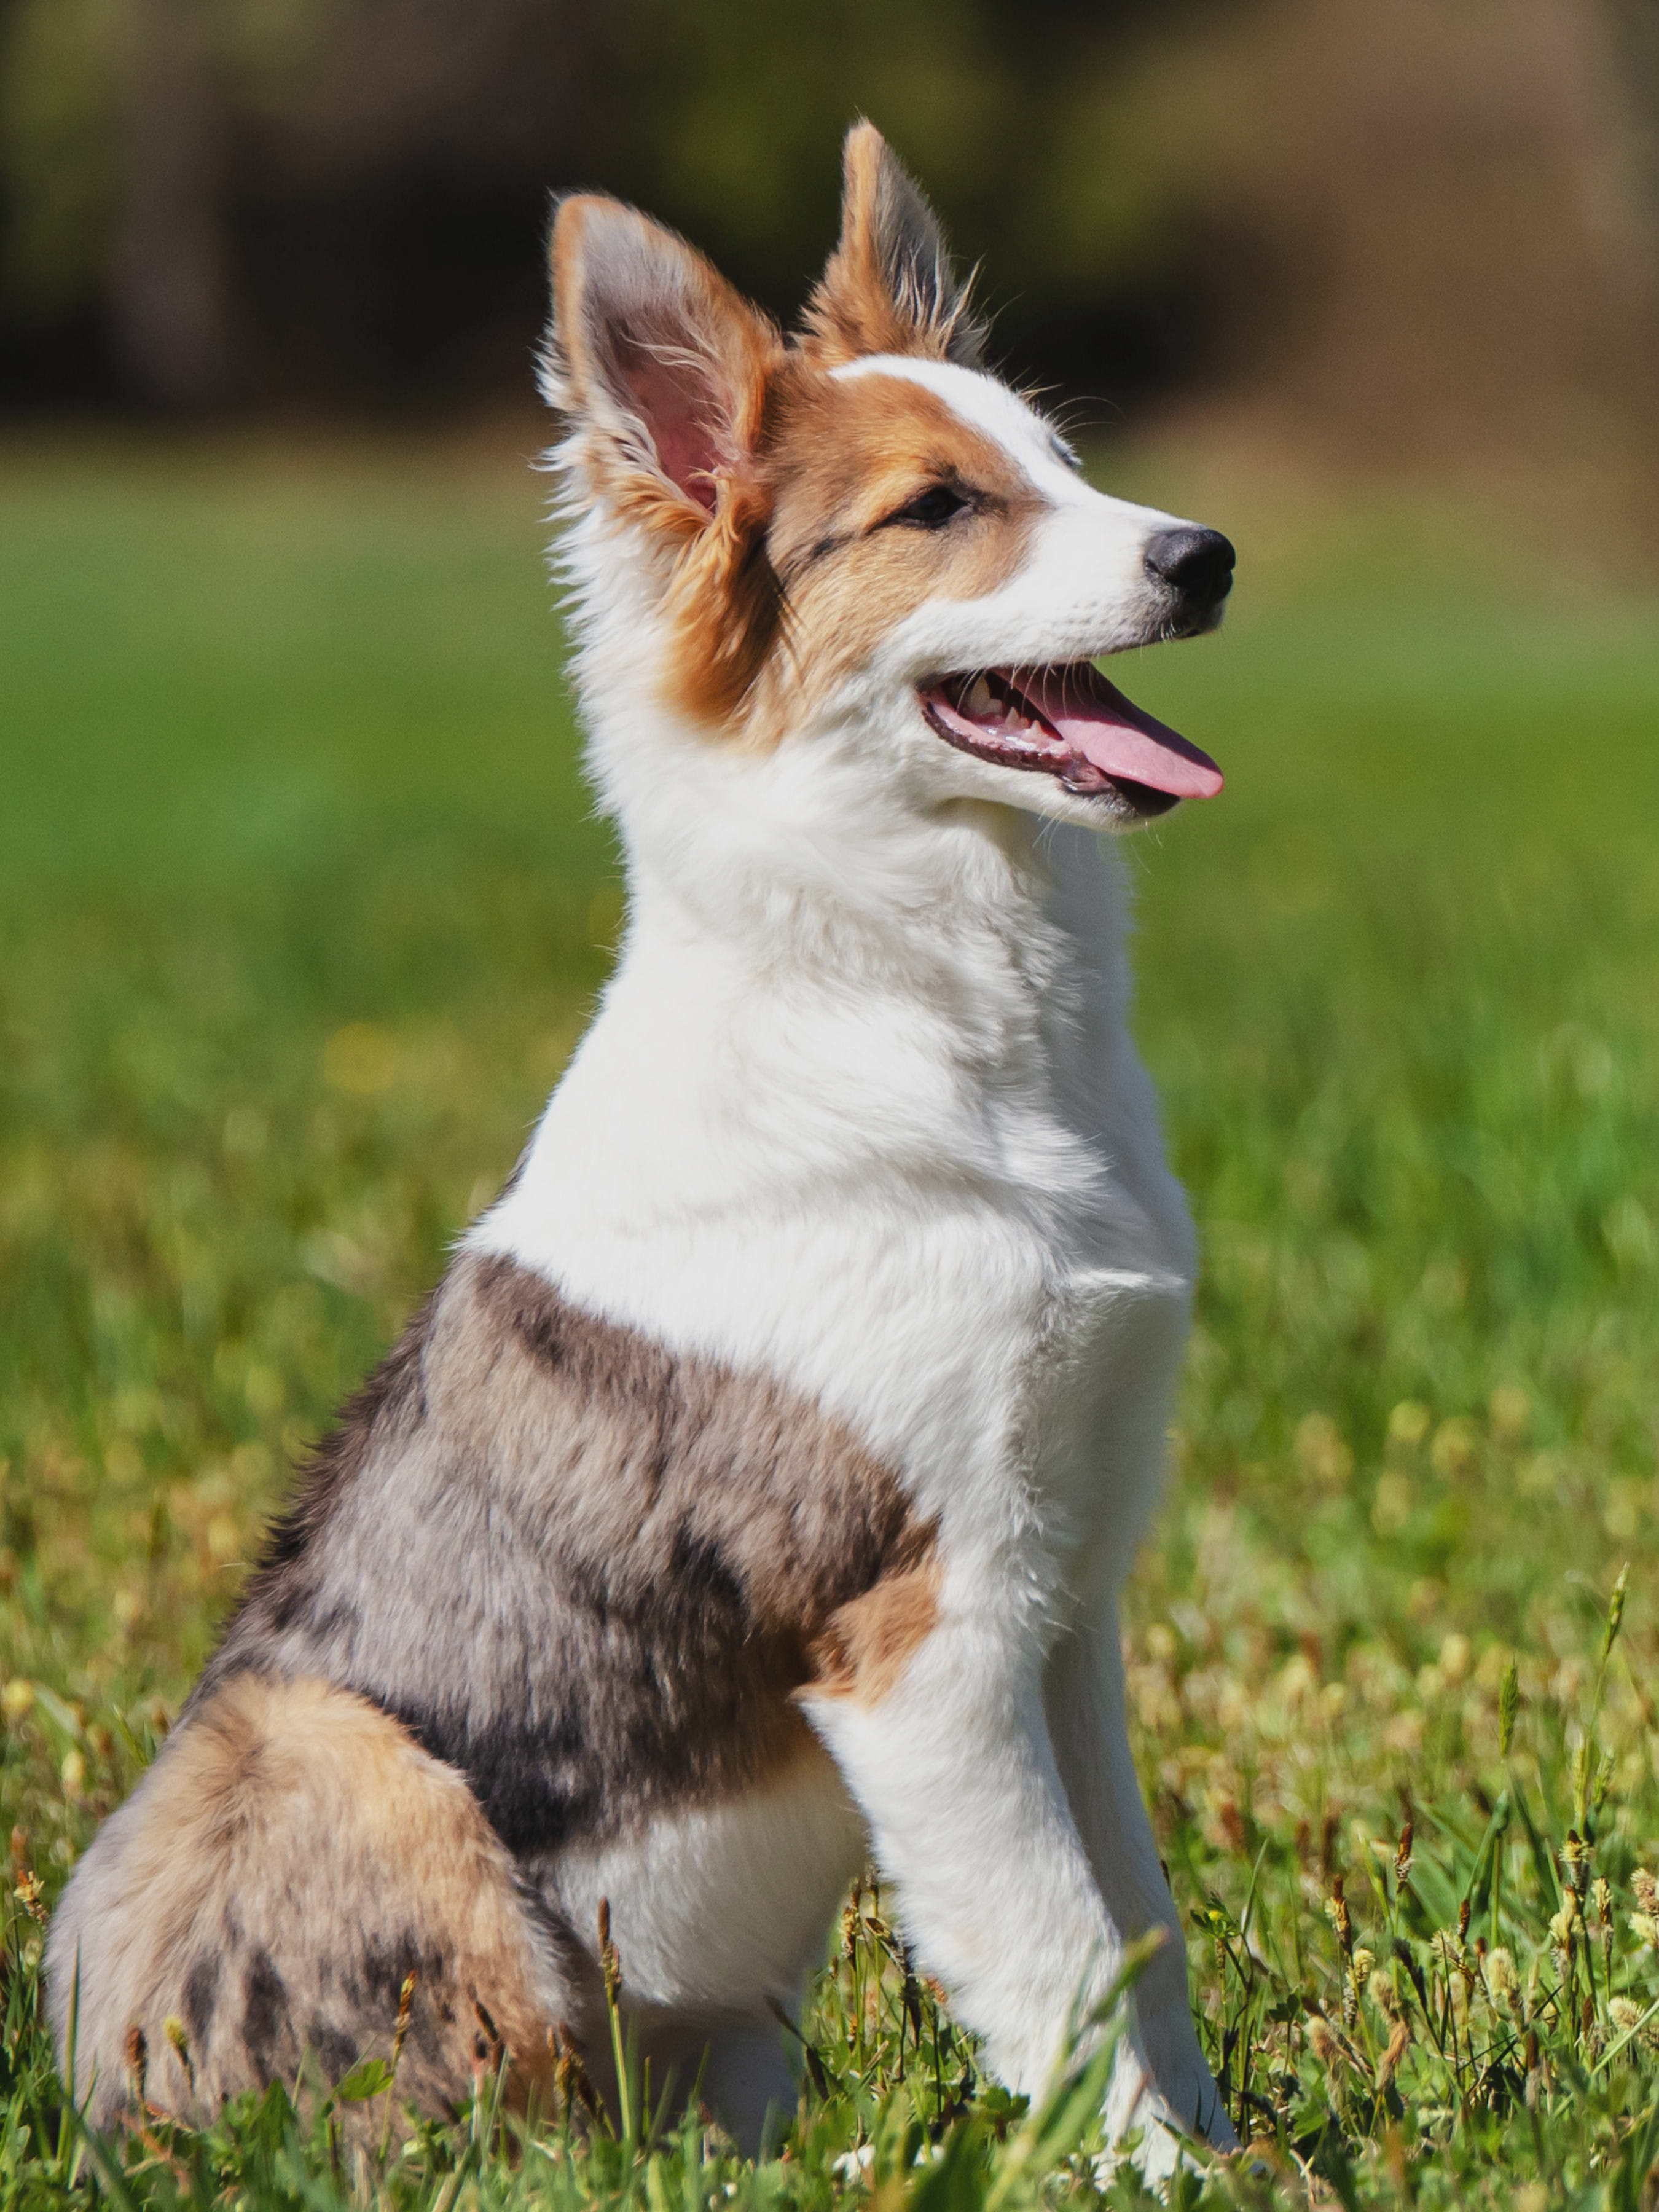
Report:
1,431,1657,2209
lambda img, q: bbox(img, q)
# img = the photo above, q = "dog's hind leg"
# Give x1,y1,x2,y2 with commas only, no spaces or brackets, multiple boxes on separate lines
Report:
47,1673,567,2131
692,2019,797,2155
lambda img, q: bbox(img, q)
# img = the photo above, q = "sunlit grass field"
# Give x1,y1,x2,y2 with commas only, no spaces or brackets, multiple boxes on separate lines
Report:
1,432,1657,2208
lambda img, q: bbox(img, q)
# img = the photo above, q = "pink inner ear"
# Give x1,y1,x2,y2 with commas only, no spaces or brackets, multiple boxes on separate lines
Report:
622,351,723,514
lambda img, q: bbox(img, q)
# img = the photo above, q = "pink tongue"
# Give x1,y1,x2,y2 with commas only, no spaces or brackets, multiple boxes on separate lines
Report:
1016,665,1223,799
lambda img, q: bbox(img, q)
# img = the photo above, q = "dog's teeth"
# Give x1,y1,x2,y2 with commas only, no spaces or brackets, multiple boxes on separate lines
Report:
965,677,993,717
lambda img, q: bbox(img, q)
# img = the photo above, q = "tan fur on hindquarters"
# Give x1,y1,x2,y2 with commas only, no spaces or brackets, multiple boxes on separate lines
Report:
48,1676,562,2129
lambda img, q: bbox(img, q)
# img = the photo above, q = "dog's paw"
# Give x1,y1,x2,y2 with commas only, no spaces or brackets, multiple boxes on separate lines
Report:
1100,2055,1240,2194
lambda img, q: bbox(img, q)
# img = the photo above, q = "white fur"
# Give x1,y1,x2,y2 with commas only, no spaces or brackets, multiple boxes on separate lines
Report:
470,354,1235,2167
546,1756,864,2021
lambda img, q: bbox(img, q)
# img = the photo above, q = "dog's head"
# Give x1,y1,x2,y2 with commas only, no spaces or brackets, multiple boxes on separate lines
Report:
544,123,1231,845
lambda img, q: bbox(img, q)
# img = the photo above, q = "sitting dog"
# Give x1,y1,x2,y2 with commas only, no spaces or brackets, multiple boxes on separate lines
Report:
50,122,1239,2172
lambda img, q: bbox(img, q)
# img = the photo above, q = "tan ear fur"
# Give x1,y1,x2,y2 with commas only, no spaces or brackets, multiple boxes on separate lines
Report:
797,122,985,369
546,195,788,724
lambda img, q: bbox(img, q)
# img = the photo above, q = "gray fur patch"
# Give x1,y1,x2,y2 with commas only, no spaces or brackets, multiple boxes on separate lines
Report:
200,1253,927,1854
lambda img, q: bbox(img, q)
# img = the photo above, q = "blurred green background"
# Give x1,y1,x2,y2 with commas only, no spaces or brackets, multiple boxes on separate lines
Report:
1,14,1659,2194
0,0,1656,1913
1,426,1655,1699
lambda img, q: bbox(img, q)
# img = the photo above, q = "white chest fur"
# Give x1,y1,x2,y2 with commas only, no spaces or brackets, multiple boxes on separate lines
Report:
471,819,1193,1603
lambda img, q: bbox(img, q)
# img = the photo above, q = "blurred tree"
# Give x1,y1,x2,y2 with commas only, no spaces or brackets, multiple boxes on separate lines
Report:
1,0,120,315
0,0,1233,410
1609,0,1659,281
0,0,1653,446
110,0,235,405
1096,0,1659,456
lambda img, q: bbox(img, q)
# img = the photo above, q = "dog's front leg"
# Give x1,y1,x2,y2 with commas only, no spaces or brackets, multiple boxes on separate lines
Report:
801,1593,1160,2112
1044,1595,1238,2170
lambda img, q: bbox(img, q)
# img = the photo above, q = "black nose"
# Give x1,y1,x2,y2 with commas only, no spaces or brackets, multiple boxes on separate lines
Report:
1143,526,1236,614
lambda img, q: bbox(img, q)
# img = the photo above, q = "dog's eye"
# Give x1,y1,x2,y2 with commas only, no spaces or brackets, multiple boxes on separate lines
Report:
882,484,971,530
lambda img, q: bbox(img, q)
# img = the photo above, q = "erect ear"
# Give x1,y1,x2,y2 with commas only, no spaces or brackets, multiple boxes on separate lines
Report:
544,194,780,522
797,121,985,369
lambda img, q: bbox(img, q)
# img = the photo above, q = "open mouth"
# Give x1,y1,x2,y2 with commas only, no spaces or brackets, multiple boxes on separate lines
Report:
918,664,1223,817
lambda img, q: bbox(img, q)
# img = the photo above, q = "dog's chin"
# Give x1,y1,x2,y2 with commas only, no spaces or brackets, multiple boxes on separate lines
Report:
915,661,1222,830
930,745,1177,834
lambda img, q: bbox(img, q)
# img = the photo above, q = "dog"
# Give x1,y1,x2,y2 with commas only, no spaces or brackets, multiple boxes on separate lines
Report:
49,122,1239,2173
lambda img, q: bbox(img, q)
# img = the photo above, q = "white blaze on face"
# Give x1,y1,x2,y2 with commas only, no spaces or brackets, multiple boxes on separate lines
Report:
831,355,1194,683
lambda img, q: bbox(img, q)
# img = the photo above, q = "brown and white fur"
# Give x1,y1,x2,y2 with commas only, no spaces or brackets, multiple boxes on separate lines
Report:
50,125,1241,2176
